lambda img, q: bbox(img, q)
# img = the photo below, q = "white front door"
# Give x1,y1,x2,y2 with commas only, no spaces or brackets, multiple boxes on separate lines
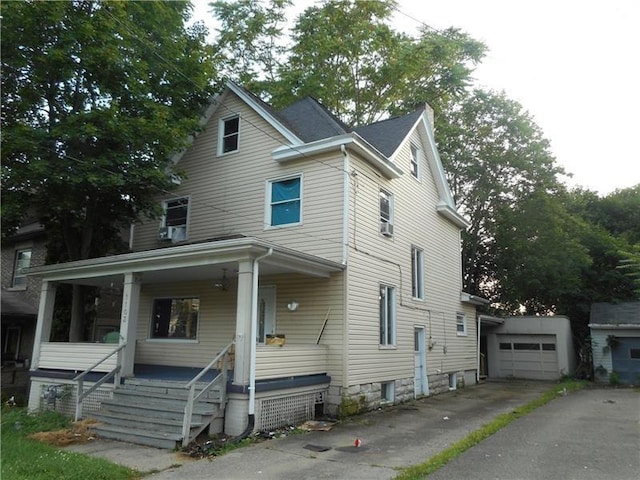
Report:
414,326,428,396
257,286,276,344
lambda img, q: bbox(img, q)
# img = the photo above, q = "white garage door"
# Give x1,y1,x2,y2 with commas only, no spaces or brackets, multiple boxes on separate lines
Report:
497,334,559,380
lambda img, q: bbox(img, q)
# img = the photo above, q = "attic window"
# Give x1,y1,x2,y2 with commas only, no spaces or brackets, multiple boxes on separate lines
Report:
410,144,420,179
219,115,239,155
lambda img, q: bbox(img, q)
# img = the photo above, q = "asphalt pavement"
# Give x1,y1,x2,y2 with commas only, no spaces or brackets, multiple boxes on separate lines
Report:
64,381,639,480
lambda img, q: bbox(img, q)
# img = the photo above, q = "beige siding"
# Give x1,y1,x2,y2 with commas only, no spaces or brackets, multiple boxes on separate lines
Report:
132,91,345,263
255,344,328,379
38,343,119,372
345,126,476,387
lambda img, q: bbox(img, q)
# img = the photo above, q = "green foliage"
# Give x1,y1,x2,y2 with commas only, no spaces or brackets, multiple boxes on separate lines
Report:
1,408,138,480
609,371,621,386
338,395,367,417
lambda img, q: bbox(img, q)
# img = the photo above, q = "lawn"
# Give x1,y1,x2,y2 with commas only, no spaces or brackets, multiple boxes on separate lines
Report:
1,407,140,480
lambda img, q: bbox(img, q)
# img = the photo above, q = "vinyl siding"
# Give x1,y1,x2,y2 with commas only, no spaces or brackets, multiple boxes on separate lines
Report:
38,343,119,372
132,91,344,263
345,126,476,387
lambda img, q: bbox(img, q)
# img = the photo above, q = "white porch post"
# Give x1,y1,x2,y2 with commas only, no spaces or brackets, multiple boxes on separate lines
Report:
233,259,254,385
30,280,57,370
120,272,141,377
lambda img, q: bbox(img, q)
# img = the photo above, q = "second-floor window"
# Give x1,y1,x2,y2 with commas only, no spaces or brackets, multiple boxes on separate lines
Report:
379,284,396,346
379,189,394,237
411,246,424,299
12,249,31,288
219,115,240,155
162,197,189,242
410,144,420,179
268,175,302,227
456,313,467,336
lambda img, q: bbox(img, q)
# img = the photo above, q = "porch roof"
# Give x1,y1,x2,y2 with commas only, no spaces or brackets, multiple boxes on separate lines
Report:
25,237,344,286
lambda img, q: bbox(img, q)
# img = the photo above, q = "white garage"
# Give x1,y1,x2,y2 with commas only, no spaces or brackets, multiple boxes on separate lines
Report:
484,316,575,381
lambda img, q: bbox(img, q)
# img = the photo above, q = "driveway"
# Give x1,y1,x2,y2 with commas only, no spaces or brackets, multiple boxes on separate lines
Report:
428,387,640,480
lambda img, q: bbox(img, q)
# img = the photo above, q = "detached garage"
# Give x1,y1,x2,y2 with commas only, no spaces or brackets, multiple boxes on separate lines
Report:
484,316,575,381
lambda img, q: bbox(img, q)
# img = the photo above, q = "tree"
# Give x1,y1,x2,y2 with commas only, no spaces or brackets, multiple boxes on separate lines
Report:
1,0,217,340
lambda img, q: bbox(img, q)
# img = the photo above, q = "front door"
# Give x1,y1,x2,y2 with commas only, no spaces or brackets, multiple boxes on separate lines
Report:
257,286,276,344
414,326,428,396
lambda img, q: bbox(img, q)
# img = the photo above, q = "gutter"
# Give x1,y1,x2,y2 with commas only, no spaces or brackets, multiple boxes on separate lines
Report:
341,144,350,266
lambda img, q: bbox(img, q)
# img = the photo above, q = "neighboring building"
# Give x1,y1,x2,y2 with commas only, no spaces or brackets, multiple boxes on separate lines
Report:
25,83,484,447
1,221,46,401
481,315,575,381
590,302,640,385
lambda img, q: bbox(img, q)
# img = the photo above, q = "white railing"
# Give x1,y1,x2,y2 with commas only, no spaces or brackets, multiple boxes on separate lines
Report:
72,343,126,421
181,340,234,447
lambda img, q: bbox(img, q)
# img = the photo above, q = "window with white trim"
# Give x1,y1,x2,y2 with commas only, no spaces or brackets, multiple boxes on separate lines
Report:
379,189,394,237
151,298,199,340
162,197,189,242
219,115,240,155
456,313,467,336
411,246,424,299
267,175,302,227
12,249,31,288
381,381,395,403
379,284,396,346
410,144,420,179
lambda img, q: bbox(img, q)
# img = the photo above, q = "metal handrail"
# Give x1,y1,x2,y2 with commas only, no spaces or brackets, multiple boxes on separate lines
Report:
181,340,234,446
73,343,126,421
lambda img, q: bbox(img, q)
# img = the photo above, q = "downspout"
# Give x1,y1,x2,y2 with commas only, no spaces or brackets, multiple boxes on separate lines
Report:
476,315,482,383
341,144,350,266
238,247,273,439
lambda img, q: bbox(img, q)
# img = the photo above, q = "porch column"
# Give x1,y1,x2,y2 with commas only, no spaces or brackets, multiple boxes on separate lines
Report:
233,259,254,386
120,272,141,377
30,280,57,370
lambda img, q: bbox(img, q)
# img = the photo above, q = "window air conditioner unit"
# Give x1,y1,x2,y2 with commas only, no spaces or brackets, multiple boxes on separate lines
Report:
158,226,187,242
380,222,394,237
158,226,171,241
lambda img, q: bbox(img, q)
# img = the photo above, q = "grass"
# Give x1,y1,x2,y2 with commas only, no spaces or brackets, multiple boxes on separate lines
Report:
1,408,140,480
394,379,587,480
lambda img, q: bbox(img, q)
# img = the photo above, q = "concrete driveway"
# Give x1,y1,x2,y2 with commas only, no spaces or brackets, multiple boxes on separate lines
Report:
428,387,640,480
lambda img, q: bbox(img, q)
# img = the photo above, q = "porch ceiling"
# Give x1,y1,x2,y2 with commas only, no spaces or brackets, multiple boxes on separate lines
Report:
26,237,344,287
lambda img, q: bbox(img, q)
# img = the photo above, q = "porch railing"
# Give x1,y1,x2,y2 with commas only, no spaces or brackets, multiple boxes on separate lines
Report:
72,343,126,421
181,340,235,447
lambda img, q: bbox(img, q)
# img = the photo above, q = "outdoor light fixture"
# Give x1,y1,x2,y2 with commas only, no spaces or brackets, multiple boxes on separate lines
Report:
214,268,230,291
287,300,299,311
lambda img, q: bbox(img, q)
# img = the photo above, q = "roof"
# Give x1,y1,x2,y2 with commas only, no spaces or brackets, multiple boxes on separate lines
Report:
354,109,423,158
277,97,351,142
1,289,38,317
589,302,640,326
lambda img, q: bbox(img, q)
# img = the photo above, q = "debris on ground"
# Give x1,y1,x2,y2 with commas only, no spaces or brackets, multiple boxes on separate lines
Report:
28,419,98,446
299,420,336,431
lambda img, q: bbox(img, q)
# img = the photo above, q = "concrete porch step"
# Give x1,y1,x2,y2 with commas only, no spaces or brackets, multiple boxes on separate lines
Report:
91,423,182,450
115,385,222,403
99,398,214,422
91,410,206,435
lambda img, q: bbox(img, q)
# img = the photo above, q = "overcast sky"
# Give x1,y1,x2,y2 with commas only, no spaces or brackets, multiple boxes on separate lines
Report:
192,0,640,195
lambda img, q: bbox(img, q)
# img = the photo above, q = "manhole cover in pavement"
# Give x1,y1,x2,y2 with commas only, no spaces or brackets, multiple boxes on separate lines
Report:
304,444,331,452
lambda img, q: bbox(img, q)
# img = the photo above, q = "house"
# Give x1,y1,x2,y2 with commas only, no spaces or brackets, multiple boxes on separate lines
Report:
25,83,484,448
480,315,575,381
590,302,640,385
1,221,46,402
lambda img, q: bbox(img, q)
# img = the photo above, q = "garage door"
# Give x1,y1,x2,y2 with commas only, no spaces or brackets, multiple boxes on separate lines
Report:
497,334,559,380
611,337,640,385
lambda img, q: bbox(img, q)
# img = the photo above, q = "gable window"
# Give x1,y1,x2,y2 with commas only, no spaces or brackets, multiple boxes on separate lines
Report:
379,189,394,237
411,246,425,299
268,175,302,227
456,313,467,336
161,197,189,242
219,115,240,155
410,144,420,179
12,249,31,288
151,298,199,340
379,284,396,346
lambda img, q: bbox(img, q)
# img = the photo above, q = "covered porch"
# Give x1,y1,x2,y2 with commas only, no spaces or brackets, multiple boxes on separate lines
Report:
26,237,343,440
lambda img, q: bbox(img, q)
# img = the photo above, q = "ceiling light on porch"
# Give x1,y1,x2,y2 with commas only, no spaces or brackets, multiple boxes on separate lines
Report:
287,300,299,311
214,269,230,291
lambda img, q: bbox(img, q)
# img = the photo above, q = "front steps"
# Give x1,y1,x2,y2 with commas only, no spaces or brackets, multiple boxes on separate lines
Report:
90,378,225,449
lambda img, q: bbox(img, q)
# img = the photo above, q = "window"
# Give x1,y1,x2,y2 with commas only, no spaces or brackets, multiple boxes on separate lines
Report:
151,298,199,340
379,284,396,346
456,313,467,336
411,247,424,299
514,343,541,351
630,348,640,360
381,381,395,403
219,115,239,154
268,176,301,227
379,189,394,237
162,197,189,241
448,373,457,390
542,343,556,351
410,144,420,178
12,249,31,288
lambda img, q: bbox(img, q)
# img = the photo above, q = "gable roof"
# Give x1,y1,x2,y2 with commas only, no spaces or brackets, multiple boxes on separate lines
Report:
590,302,640,326
354,109,423,158
278,97,351,143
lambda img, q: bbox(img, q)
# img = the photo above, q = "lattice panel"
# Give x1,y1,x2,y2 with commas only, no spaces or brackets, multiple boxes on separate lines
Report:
259,392,317,431
37,383,113,418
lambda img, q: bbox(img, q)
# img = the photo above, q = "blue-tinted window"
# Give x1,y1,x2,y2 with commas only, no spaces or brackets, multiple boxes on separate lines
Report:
270,177,301,226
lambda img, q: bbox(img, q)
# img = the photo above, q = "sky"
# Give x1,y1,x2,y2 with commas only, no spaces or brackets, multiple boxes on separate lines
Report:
191,0,640,195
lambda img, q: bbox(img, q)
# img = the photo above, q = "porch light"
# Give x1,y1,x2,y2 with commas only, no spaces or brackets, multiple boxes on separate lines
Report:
287,300,299,312
214,269,230,291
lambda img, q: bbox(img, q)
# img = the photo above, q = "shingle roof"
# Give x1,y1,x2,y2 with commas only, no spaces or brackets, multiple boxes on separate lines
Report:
1,289,38,317
277,97,351,143
354,108,424,157
590,302,640,325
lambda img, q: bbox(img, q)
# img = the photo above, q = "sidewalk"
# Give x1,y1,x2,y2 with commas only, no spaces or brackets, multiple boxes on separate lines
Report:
65,380,552,479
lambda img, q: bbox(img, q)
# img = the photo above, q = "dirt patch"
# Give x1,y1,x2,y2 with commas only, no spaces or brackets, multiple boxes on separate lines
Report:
29,419,99,447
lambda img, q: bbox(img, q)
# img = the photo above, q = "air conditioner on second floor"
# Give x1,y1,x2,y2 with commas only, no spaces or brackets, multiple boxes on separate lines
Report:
158,226,187,242
380,221,394,237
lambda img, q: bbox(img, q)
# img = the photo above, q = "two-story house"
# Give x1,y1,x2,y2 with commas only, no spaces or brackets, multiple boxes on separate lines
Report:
25,83,486,448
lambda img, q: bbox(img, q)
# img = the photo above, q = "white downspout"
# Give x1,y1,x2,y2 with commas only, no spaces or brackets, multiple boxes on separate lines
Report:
249,247,273,419
341,144,350,266
476,315,482,383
